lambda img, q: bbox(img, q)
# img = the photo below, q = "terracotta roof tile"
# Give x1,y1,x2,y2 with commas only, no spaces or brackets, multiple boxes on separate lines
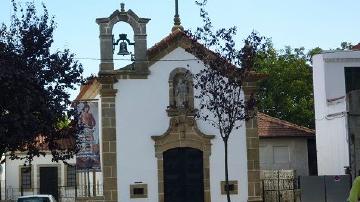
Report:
75,78,99,101
257,113,315,138
146,30,267,81
22,134,76,151
352,43,360,51
147,29,186,60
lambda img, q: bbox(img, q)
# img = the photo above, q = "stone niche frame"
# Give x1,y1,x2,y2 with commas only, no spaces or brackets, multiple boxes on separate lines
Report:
151,115,215,202
167,67,194,115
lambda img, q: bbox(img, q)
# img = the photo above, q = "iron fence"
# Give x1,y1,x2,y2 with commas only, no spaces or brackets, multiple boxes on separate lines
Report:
4,184,103,201
261,170,301,202
262,178,298,202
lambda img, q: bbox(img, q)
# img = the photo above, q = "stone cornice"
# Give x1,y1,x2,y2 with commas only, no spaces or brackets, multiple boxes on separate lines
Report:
98,72,118,84
114,68,149,79
96,9,150,25
100,88,118,97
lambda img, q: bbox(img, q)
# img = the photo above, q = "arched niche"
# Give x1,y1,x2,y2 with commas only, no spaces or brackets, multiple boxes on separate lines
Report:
112,22,134,68
167,68,195,116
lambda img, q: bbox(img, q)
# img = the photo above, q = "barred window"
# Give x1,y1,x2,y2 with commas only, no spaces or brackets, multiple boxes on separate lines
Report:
66,165,76,187
20,167,31,189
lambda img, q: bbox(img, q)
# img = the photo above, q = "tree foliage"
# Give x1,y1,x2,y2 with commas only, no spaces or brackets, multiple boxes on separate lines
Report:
256,43,315,128
187,4,265,201
0,1,83,164
338,42,353,50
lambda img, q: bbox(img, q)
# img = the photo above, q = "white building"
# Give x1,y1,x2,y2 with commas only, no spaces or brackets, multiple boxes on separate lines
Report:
89,3,263,202
4,151,103,201
5,155,76,201
312,48,360,176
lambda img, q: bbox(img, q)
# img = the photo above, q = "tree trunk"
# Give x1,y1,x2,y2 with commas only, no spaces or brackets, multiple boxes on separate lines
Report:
224,138,231,202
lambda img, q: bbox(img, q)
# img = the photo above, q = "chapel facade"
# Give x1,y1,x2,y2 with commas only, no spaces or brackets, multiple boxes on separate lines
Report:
95,3,262,202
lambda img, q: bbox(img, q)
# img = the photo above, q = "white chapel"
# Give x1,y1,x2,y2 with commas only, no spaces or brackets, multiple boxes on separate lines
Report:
77,2,263,202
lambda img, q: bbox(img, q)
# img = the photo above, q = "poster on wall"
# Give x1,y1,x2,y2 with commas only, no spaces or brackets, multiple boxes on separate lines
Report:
76,101,101,171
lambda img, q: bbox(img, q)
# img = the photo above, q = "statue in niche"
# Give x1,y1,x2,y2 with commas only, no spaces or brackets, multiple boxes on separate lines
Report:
175,77,188,108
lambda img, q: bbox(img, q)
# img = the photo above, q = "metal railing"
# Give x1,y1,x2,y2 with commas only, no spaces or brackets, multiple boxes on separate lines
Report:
5,184,103,201
262,178,298,202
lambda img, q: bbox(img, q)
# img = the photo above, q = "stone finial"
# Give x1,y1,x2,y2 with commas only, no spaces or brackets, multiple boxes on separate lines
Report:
172,0,184,32
120,3,125,12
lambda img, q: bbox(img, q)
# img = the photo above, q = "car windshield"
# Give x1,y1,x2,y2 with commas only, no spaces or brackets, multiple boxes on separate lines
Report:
17,197,51,202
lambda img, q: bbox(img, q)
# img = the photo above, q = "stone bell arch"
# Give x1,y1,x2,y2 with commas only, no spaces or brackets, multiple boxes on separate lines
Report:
96,3,150,74
95,4,150,202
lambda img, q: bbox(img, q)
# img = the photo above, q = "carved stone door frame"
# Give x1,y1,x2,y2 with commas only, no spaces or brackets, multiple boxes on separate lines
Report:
151,116,214,202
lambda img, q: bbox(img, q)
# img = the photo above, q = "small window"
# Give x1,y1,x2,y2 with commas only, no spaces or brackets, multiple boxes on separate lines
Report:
20,167,32,189
66,165,76,187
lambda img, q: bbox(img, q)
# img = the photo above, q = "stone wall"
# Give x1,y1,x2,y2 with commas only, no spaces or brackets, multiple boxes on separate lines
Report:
244,81,263,202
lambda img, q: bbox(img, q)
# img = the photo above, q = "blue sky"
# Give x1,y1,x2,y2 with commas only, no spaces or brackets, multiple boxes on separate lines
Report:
1,0,359,98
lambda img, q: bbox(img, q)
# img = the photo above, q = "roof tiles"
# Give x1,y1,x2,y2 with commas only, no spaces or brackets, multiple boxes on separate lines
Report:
257,113,315,138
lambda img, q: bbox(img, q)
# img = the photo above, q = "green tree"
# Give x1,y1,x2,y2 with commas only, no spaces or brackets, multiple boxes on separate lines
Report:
338,42,353,50
0,1,83,164
256,43,315,128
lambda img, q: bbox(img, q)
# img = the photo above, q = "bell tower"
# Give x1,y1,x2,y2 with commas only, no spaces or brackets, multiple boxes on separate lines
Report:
96,3,150,74
95,4,150,202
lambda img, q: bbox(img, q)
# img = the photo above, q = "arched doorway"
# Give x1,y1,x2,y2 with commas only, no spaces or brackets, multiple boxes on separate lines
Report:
163,147,204,202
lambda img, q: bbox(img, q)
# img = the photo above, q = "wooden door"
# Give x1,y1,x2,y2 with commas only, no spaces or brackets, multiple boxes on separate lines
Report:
164,147,204,202
39,167,58,200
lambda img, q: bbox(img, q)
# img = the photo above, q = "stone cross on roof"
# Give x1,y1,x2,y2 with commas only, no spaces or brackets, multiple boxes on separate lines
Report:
120,3,125,12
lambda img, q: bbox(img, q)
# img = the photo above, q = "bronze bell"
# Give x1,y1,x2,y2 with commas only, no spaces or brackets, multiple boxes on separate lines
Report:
118,41,130,56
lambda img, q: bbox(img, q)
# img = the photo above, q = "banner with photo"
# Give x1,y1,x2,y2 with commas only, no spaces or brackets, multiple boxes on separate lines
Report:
76,101,101,171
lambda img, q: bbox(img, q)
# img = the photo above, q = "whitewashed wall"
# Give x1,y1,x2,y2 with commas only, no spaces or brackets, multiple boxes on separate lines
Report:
313,51,360,175
114,47,248,202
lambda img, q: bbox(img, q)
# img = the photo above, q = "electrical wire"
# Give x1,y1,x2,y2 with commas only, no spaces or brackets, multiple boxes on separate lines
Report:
0,57,206,62
73,57,204,62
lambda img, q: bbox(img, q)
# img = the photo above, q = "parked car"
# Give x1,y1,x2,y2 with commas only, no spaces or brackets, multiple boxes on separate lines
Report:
17,195,56,202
